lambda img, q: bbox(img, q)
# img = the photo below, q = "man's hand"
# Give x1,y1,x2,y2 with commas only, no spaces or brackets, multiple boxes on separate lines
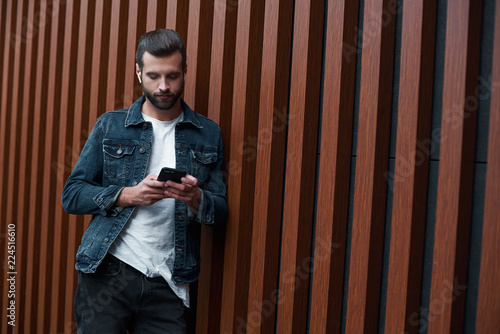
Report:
163,174,202,215
115,175,167,207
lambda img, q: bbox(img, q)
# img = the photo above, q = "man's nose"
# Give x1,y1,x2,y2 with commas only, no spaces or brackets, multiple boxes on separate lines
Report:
158,77,170,91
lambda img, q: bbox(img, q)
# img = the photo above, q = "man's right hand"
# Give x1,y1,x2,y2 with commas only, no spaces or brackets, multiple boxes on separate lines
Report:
114,175,167,207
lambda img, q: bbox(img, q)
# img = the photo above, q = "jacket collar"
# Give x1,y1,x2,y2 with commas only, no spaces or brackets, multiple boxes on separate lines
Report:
125,96,203,129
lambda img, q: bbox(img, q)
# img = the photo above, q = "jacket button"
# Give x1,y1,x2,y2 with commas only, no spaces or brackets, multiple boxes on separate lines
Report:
132,181,138,186
104,238,109,243
117,149,123,154
139,147,145,153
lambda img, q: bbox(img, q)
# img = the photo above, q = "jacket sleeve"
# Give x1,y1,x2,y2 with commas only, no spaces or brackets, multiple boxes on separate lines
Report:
189,132,228,225
62,118,124,216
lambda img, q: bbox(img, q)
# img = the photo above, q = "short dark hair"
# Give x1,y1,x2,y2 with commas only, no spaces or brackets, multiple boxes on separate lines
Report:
135,29,186,71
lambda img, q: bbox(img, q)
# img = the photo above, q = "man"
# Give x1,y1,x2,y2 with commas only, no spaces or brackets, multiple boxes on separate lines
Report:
62,29,228,333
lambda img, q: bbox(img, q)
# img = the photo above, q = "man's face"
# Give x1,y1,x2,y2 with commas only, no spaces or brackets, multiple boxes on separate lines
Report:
137,51,186,111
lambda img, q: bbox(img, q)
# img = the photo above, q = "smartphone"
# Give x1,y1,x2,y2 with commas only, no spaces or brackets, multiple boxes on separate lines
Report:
157,167,186,183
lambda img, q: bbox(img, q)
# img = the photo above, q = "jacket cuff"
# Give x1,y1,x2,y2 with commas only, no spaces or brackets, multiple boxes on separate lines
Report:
93,185,125,216
188,190,215,224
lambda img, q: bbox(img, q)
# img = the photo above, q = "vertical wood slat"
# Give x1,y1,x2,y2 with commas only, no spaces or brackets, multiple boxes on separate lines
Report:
429,0,482,332
220,0,264,332
476,0,500,331
50,0,79,331
88,0,105,129
23,0,49,330
2,1,23,333
196,1,238,332
309,0,358,332
146,0,157,31
64,1,91,331
16,0,36,331
4,0,25,251
123,0,139,106
346,0,397,332
105,0,121,111
165,0,189,43
276,0,324,332
0,0,14,230
246,0,293,332
385,0,436,333
37,1,65,332
184,0,213,113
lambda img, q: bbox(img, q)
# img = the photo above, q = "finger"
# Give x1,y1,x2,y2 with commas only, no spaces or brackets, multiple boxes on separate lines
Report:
165,180,186,191
182,174,198,186
145,178,167,188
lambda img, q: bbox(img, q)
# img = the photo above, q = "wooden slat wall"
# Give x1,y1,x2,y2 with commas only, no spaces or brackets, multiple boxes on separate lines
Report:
429,0,482,332
385,0,436,333
1,1,498,333
346,0,396,332
476,0,500,332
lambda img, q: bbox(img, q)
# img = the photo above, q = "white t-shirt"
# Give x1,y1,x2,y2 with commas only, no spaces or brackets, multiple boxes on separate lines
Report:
109,112,190,307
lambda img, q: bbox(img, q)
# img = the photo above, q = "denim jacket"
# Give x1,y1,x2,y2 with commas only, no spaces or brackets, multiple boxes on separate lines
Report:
62,96,228,283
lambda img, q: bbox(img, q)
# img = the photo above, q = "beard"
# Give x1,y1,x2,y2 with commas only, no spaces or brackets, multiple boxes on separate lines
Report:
142,83,183,111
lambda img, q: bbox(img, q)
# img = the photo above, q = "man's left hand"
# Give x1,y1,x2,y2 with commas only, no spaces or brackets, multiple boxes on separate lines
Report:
164,174,202,215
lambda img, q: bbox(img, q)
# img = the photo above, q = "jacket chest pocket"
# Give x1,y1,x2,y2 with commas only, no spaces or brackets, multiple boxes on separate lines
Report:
103,142,136,179
190,147,217,186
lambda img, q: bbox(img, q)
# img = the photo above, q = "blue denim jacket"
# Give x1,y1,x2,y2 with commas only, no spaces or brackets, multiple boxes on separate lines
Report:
62,96,228,283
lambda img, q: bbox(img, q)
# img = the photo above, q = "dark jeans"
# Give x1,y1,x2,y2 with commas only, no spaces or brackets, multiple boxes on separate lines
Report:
74,254,187,334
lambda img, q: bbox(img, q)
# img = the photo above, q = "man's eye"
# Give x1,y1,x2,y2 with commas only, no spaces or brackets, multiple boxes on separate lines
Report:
148,75,159,80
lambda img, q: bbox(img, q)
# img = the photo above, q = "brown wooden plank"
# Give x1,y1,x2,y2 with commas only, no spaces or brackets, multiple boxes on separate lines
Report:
195,1,238,332
246,0,293,333
429,0,482,332
123,0,139,106
88,0,105,128
105,0,121,111
37,1,65,332
0,0,13,234
2,0,22,333
50,0,80,331
219,0,265,332
165,0,188,43
23,0,51,330
309,0,359,332
16,0,37,331
184,0,213,114
345,0,397,332
63,1,92,331
276,0,324,332
146,0,157,31
476,2,500,331
385,0,436,333
4,0,25,233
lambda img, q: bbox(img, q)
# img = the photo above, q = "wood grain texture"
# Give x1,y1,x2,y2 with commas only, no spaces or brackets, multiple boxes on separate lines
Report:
385,0,436,333
309,0,358,332
219,0,265,332
50,0,79,331
476,1,500,331
1,1,22,334
246,0,293,333
346,0,396,332
429,0,482,332
196,1,238,333
64,1,92,331
15,0,36,331
23,0,50,331
276,0,323,332
35,1,60,332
